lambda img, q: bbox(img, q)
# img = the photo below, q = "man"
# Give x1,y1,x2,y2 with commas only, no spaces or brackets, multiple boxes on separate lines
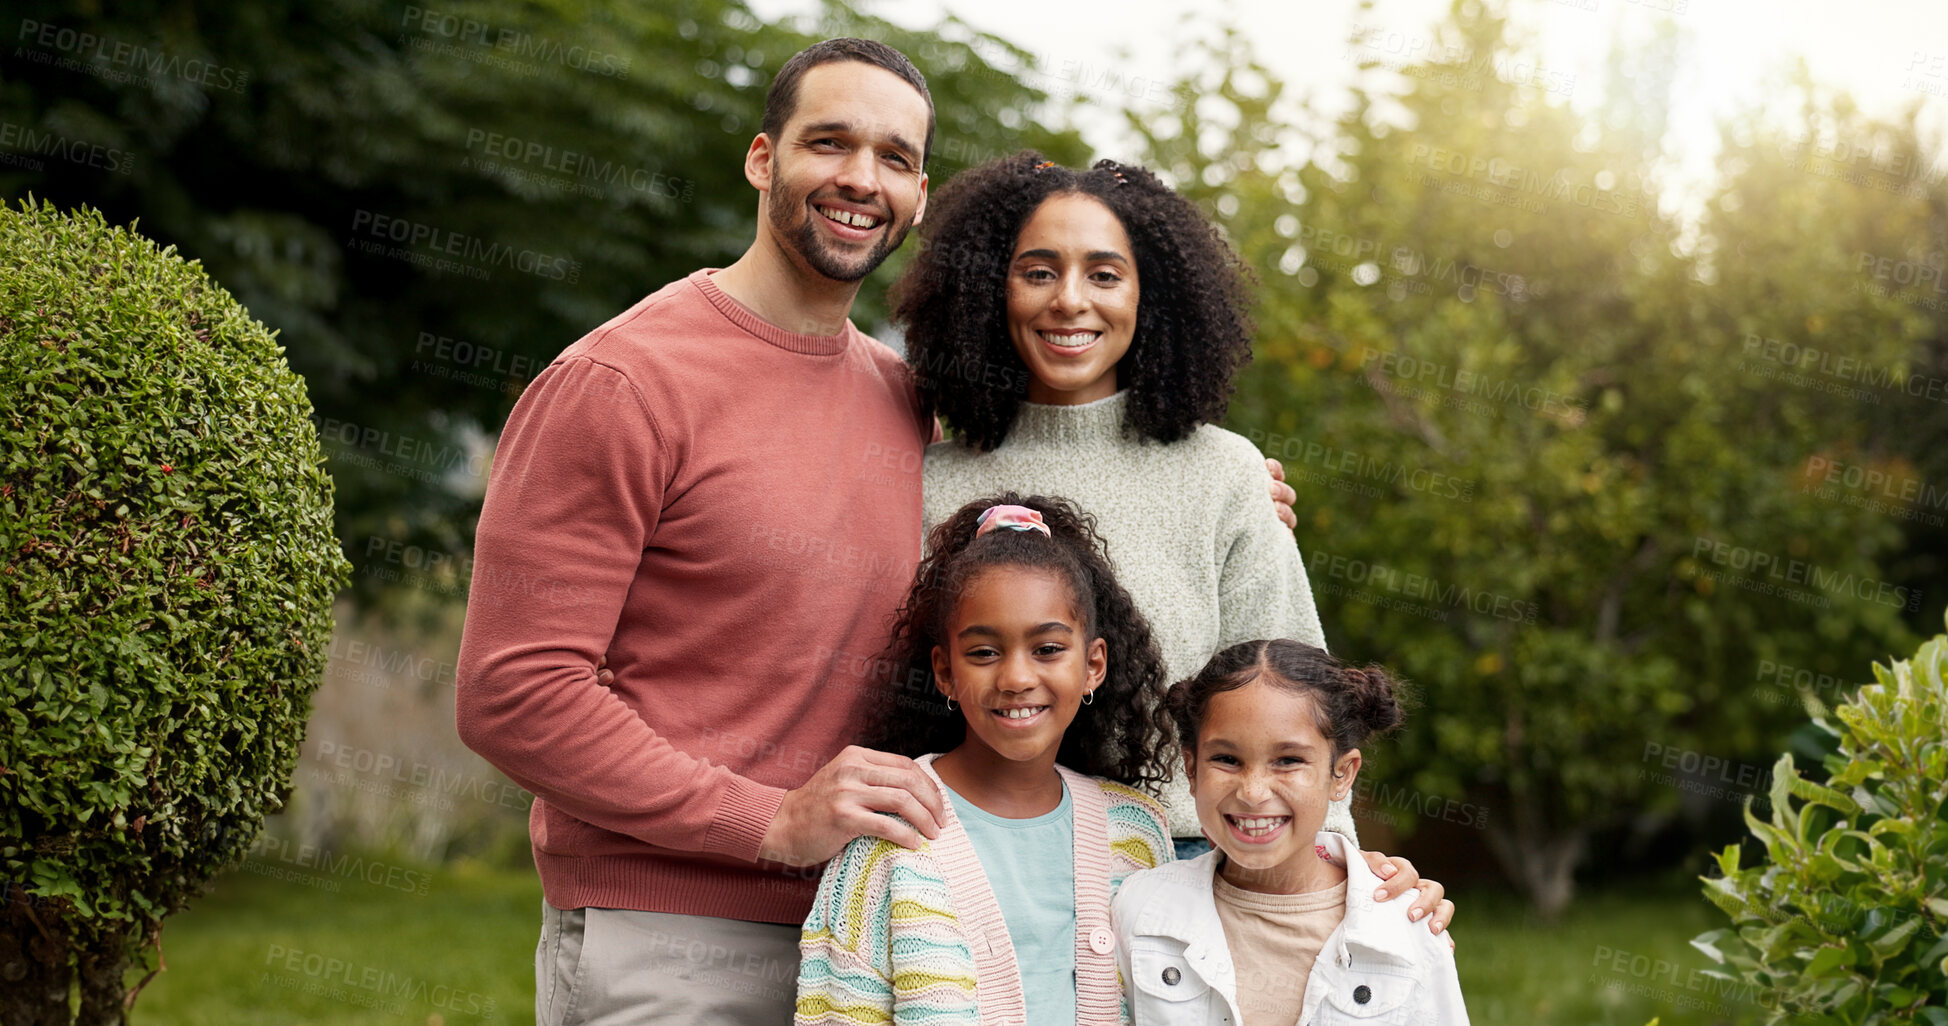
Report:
456,38,1444,1026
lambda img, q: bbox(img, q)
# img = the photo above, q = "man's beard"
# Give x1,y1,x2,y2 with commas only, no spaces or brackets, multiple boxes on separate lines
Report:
770,175,910,284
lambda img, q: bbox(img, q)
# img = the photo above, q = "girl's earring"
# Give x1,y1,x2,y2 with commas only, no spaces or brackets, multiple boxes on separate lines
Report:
1081,689,1095,706
944,690,958,712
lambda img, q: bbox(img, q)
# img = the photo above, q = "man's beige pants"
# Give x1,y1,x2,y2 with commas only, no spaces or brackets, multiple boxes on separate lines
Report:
536,903,802,1025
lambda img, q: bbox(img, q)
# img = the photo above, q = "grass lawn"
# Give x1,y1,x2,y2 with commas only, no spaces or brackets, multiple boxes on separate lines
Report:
126,860,1753,1025
127,857,542,1025
1456,880,1767,1026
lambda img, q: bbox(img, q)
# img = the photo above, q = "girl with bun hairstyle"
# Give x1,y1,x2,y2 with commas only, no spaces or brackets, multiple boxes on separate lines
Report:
1112,640,1470,1026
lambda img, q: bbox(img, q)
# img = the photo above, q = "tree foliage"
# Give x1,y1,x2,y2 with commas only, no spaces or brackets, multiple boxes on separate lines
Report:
0,199,350,1024
1129,2,1942,913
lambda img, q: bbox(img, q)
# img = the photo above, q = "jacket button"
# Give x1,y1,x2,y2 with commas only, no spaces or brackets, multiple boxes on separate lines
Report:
1087,927,1115,955
1162,967,1181,986
1353,985,1371,1004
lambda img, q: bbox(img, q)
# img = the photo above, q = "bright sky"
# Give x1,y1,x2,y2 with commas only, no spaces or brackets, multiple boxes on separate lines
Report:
748,0,1948,215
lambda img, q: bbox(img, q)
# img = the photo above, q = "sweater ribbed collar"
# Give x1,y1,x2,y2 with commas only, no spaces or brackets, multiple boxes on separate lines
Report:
688,269,855,357
1008,390,1132,447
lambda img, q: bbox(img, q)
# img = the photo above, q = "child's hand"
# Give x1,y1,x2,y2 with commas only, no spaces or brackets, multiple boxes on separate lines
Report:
757,745,947,867
1361,850,1458,947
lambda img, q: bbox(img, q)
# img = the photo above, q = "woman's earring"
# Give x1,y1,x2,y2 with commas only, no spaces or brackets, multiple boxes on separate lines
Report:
944,691,957,712
1082,689,1095,706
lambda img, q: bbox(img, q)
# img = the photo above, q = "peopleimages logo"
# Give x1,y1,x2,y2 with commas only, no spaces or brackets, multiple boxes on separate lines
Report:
1307,551,1539,624
313,415,488,481
1804,456,1948,510
1691,537,1922,611
1743,332,1948,405
15,19,250,93
0,121,135,175
1243,429,1475,503
462,129,691,200
263,945,496,1017
348,209,579,283
399,6,630,78
1362,349,1584,418
1407,144,1642,219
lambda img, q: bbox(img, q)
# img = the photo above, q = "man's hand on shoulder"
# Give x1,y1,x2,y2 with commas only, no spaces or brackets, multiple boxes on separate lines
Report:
757,746,947,867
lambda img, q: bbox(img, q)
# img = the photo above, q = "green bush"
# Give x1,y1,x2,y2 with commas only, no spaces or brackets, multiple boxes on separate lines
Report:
1694,612,1948,1025
0,199,350,1025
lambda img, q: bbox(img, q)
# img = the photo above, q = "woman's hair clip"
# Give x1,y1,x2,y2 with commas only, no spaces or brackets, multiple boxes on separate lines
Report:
1112,170,1128,185
975,504,1052,538
1032,161,1057,172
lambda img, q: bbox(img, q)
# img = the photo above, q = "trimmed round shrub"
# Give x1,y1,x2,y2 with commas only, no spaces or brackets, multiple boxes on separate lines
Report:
1694,610,1948,1025
0,199,350,1024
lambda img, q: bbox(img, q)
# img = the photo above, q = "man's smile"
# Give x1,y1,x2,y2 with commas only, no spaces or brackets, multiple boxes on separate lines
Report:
816,204,883,230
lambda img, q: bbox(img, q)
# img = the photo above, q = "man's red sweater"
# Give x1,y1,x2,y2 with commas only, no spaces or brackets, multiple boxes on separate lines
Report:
456,270,930,923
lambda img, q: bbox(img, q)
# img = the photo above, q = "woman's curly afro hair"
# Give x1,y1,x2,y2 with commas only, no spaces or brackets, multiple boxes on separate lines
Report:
862,492,1174,791
891,152,1258,451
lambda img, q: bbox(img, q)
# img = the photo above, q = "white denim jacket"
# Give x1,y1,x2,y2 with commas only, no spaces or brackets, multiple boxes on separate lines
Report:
1111,832,1470,1026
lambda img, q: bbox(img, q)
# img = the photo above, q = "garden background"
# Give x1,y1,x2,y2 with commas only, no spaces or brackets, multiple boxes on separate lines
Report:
6,0,1946,1021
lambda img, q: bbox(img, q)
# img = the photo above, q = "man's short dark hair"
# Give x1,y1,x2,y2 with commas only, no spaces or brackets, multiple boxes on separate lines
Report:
762,38,934,165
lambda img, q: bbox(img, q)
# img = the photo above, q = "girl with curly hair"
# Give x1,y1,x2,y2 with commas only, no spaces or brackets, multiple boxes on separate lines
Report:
896,152,1345,857
795,493,1176,1026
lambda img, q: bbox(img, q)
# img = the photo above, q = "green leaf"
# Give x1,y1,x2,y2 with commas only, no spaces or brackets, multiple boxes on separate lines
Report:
1806,945,1851,977
1870,916,1922,960
1703,878,1756,922
1787,774,1862,816
1692,928,1734,964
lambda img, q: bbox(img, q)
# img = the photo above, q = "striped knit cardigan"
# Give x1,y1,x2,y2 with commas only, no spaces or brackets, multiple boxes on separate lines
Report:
794,754,1175,1026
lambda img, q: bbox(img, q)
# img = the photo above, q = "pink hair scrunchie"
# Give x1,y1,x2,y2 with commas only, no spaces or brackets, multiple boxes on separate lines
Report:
974,504,1051,539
